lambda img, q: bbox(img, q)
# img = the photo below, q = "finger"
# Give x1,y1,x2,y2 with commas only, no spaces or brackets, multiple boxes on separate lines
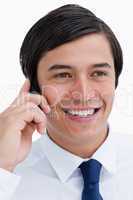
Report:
19,79,30,95
27,105,47,134
11,94,51,114
17,103,47,131
23,120,45,135
7,103,46,134
36,121,46,134
8,79,30,109
22,122,36,138
23,93,51,113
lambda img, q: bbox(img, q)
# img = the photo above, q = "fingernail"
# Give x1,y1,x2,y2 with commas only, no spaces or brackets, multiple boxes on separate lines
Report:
43,105,51,113
46,106,51,113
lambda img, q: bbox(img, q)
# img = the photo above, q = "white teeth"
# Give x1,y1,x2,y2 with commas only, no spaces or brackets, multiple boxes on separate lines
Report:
67,109,95,117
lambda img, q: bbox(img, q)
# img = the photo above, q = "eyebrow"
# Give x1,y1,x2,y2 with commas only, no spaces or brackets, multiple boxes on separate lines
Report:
48,62,111,71
48,64,72,71
93,63,111,68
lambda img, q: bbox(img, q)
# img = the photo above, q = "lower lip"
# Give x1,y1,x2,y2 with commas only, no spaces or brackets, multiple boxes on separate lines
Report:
64,110,100,123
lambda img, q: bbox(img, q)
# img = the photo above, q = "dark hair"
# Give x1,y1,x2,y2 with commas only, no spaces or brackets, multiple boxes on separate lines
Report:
20,4,123,93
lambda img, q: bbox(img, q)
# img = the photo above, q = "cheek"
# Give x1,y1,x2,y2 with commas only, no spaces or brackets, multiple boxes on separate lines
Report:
101,85,115,108
42,84,68,107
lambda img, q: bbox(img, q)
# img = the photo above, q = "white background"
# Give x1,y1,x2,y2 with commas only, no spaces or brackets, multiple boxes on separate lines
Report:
0,0,133,138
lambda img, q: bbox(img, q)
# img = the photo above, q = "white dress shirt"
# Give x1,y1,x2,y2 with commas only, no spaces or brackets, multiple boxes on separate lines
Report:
0,129,133,200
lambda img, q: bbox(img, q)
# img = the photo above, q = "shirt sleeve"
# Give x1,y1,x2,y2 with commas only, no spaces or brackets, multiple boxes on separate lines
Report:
0,168,21,200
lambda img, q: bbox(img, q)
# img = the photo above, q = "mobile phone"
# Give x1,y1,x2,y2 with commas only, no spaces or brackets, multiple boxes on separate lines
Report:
29,83,41,94
29,83,42,110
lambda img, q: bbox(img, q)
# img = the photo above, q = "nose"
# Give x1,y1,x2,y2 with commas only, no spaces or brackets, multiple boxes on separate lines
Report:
69,76,97,105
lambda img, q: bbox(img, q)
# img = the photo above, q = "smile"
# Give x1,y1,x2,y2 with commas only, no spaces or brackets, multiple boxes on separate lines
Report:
62,108,100,118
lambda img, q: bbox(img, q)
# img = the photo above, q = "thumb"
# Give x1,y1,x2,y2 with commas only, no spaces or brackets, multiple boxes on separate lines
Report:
9,79,30,108
19,79,30,95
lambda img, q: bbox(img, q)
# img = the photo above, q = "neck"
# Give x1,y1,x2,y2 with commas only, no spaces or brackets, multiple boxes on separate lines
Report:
47,126,109,158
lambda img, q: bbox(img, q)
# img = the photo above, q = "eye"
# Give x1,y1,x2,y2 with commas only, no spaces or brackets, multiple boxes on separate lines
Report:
54,72,72,79
91,71,108,78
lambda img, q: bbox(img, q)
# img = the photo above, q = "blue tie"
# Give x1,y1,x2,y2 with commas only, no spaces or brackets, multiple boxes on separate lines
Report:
79,159,103,200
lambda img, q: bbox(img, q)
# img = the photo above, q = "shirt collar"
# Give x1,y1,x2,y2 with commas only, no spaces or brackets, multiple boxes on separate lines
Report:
40,128,116,183
40,133,84,182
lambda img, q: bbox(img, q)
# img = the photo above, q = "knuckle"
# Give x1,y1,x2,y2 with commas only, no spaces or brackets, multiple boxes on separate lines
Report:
27,102,36,108
22,101,46,120
24,93,42,105
5,115,16,124
13,94,26,107
18,93,36,105
0,111,10,122
41,97,49,110
22,93,31,103
0,114,5,124
34,108,46,121
25,102,37,112
42,96,47,104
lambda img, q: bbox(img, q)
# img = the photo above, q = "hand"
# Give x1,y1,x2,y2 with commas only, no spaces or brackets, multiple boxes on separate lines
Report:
0,79,51,172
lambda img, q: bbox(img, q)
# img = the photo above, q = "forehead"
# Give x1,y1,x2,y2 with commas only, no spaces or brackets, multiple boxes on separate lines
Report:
38,33,114,69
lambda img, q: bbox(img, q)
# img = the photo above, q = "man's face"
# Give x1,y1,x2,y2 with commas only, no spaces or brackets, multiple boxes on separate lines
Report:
37,33,115,147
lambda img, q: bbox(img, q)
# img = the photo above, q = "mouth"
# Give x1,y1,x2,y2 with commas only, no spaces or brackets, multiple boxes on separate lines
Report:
62,107,101,119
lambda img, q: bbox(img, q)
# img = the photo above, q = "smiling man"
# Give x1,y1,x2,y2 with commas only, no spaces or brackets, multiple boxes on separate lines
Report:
0,4,133,200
